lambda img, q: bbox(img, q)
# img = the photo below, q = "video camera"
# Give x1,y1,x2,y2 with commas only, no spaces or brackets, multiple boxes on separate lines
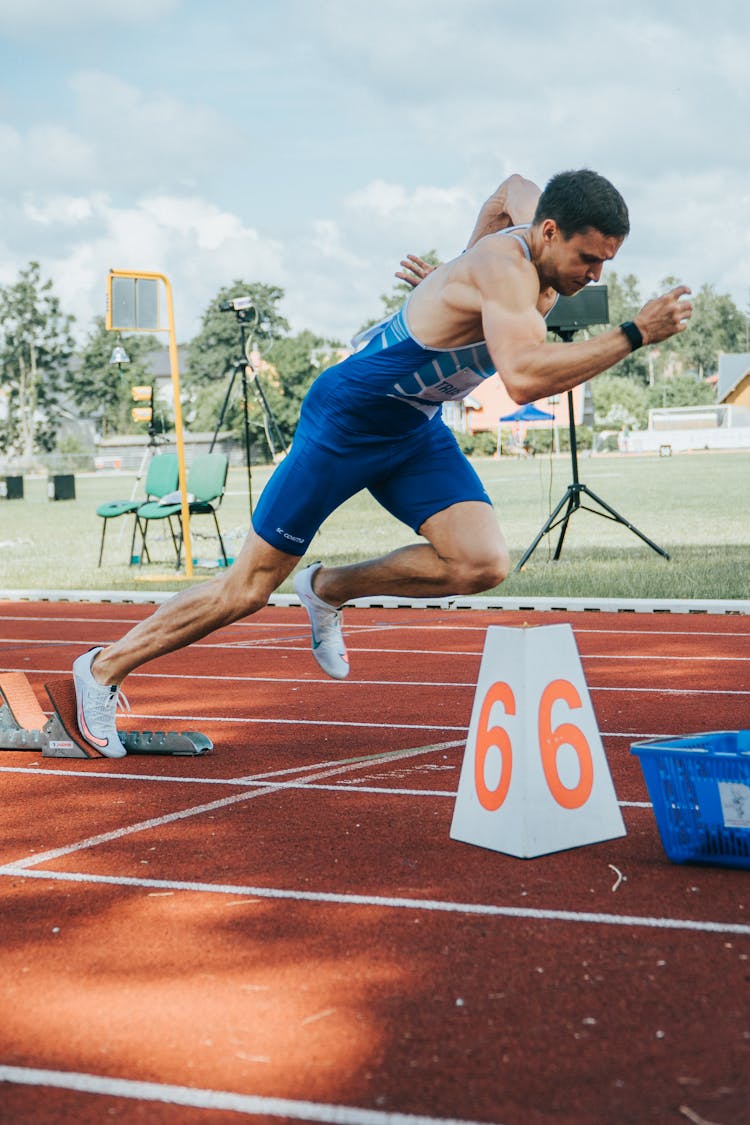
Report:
219,296,258,325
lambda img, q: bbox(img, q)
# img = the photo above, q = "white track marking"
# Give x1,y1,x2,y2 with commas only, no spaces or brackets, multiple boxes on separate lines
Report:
0,1065,500,1125
0,765,653,808
119,711,470,731
3,658,750,684
3,744,465,871
0,867,747,935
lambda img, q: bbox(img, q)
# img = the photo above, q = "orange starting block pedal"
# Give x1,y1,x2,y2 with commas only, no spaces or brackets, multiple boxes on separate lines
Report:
0,673,212,758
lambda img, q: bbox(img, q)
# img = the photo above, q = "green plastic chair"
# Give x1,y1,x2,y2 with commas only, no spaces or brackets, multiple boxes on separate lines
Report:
96,452,179,566
134,452,229,569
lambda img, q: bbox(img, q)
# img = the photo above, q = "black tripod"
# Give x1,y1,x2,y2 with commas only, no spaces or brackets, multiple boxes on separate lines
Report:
515,325,670,570
210,305,287,517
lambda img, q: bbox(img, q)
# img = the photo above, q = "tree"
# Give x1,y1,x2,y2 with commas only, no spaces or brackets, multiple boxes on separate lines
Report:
646,372,716,413
0,262,75,465
590,372,650,430
183,282,290,458
184,282,344,458
70,317,161,437
667,282,747,377
185,281,289,389
265,330,343,442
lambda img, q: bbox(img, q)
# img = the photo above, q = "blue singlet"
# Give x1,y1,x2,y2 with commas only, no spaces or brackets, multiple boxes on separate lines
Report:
252,226,534,556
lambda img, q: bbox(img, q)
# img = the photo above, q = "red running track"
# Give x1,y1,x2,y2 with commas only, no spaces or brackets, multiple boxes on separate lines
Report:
0,600,748,1125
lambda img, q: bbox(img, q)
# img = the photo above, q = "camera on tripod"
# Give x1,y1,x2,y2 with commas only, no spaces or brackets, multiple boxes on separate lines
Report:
219,296,258,324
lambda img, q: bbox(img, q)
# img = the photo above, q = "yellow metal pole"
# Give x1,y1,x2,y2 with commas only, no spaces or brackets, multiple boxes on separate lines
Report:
107,269,193,577
160,274,194,577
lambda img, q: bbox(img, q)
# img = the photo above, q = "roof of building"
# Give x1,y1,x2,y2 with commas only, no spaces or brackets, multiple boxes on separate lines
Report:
717,352,750,402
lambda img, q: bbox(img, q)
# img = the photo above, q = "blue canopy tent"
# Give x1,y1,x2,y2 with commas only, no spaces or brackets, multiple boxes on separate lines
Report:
498,403,555,455
499,404,555,422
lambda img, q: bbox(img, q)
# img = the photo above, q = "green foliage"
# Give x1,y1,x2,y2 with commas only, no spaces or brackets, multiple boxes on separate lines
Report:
645,371,716,412
185,281,289,388
591,372,651,429
455,430,498,457
670,282,748,376
265,330,343,440
184,281,290,457
596,272,650,382
183,282,344,458
0,261,75,464
70,317,161,437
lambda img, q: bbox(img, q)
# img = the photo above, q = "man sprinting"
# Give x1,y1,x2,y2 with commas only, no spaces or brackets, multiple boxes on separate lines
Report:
74,169,692,756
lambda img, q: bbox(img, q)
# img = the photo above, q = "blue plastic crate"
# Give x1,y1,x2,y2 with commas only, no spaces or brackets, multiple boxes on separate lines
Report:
631,731,750,868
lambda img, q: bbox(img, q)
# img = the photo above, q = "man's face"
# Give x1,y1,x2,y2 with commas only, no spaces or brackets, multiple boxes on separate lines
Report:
541,221,623,296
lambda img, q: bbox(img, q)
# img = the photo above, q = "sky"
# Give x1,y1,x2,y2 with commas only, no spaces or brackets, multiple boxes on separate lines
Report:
0,0,748,348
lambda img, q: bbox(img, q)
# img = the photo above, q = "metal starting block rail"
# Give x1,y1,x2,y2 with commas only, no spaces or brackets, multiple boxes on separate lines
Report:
0,672,212,759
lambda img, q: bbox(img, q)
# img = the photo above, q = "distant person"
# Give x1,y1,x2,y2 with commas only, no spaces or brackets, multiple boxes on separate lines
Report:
74,169,692,756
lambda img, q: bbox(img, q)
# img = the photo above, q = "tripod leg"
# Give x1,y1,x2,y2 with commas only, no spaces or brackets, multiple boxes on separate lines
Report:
579,485,670,559
515,487,577,570
552,490,579,560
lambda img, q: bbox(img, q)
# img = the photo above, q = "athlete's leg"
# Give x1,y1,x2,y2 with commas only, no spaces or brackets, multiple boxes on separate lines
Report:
92,530,299,686
311,418,511,605
312,500,510,605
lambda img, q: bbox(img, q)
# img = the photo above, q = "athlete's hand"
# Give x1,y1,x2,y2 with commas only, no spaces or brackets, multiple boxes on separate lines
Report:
634,286,693,345
395,254,436,288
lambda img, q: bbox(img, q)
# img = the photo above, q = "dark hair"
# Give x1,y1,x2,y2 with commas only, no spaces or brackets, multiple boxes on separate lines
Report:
532,169,630,239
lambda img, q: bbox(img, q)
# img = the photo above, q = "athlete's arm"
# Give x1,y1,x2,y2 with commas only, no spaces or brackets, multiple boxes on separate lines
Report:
473,247,692,404
396,174,541,289
465,174,541,249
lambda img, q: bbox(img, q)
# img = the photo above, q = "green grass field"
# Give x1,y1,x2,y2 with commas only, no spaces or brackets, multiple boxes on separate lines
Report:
0,449,747,600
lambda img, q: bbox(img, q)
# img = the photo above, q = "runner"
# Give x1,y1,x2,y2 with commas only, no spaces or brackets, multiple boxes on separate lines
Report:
74,169,692,756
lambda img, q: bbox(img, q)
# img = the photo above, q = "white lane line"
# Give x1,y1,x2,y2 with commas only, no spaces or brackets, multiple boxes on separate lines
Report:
0,1065,497,1125
3,610,750,639
592,686,750,696
121,712,470,732
2,662,749,688
2,744,464,872
1,867,747,935
5,639,750,661
232,741,464,783
0,766,653,808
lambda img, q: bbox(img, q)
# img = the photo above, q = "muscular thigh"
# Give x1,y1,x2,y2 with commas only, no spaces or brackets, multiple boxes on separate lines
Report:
368,418,492,534
251,432,367,555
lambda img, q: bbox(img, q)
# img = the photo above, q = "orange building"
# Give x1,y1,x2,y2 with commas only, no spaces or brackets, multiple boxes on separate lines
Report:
442,373,586,440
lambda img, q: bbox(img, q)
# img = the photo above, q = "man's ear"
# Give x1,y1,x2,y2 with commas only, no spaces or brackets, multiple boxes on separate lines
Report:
540,218,558,244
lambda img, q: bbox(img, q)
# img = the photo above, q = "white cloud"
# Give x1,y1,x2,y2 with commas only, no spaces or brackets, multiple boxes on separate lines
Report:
12,192,284,342
68,71,239,193
0,0,747,354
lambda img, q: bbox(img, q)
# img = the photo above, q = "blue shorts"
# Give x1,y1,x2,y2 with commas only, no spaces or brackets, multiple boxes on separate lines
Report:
252,407,492,557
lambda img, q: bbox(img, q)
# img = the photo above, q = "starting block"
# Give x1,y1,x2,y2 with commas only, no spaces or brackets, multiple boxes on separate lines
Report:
0,672,212,758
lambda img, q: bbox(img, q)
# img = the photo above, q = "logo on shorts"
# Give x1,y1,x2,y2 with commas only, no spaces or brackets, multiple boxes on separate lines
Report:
276,527,304,544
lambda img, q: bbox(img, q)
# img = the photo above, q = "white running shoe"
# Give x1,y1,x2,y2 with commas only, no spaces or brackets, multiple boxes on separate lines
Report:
73,647,128,758
293,562,350,680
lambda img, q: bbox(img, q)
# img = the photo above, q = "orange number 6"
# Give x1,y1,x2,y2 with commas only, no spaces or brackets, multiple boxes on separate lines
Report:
474,681,515,811
538,679,593,809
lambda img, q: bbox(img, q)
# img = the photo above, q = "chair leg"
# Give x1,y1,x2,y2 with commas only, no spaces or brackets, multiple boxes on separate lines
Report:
98,519,108,567
130,517,140,566
212,512,228,566
132,517,152,567
168,517,181,569
138,520,153,568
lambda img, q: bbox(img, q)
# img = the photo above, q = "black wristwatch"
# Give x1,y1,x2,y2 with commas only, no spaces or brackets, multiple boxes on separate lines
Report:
620,321,644,351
